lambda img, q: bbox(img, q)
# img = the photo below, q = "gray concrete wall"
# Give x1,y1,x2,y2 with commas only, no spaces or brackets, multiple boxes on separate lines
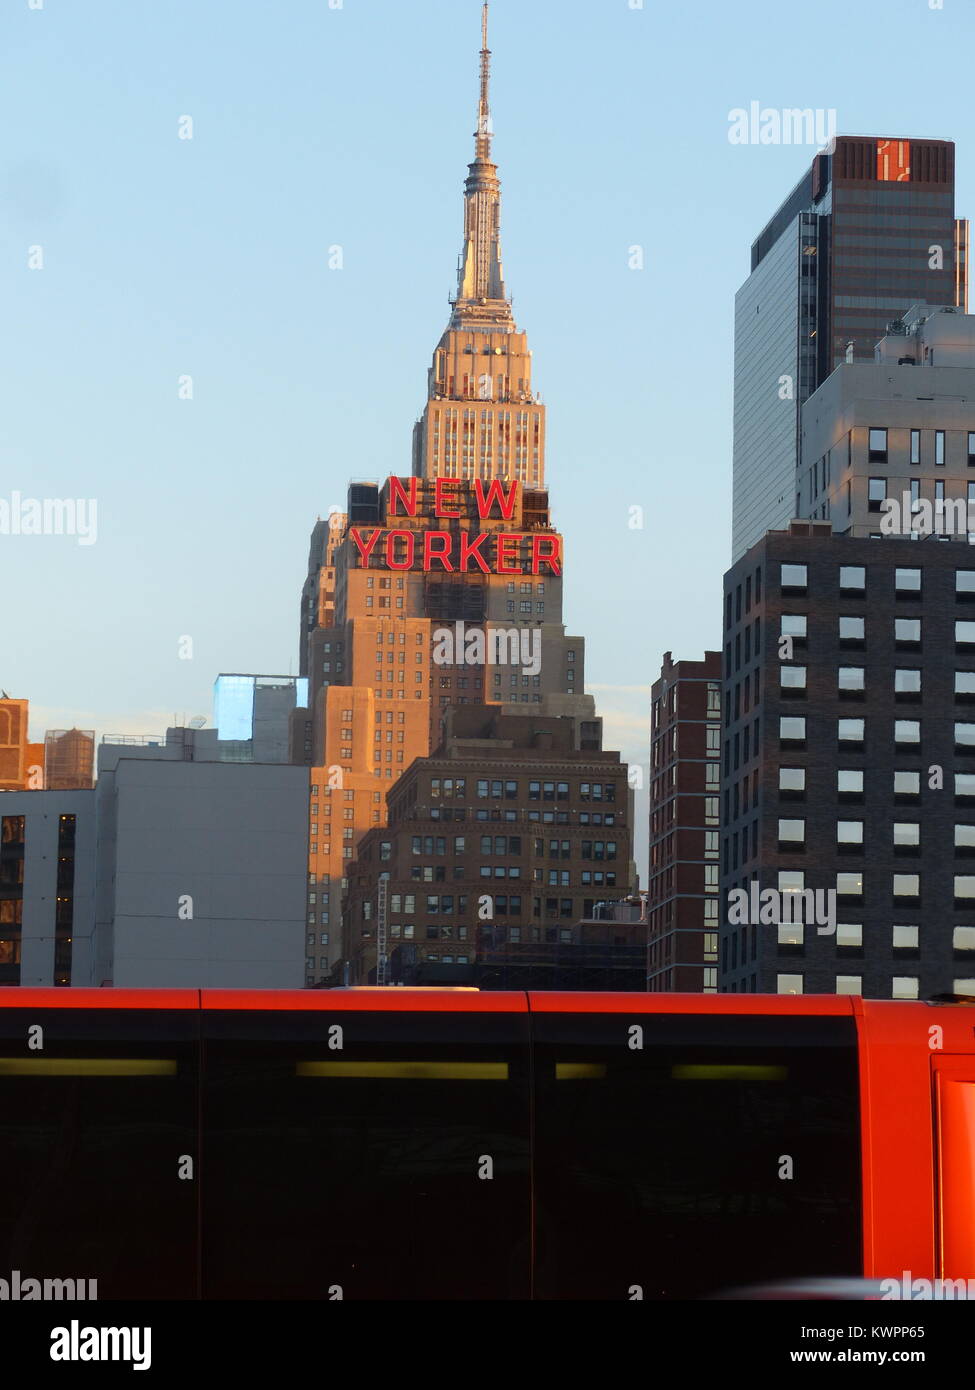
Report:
106,759,307,987
800,358,975,538
252,683,297,763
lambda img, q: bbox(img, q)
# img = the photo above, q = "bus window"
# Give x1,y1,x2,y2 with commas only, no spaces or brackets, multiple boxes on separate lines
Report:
0,1006,198,1299
201,1005,530,1299
532,1012,861,1300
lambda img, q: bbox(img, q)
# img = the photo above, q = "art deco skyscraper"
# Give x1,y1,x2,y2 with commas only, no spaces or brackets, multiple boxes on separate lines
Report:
410,4,544,489
298,6,597,985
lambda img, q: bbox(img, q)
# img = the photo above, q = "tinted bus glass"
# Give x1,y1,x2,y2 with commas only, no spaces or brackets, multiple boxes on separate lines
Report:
532,1012,861,1299
0,1007,198,1299
202,1008,530,1299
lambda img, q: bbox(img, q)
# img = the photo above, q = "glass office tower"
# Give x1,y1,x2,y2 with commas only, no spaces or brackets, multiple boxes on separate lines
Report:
732,136,968,561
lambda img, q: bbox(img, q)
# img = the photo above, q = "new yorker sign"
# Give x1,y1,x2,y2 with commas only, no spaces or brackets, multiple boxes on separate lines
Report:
348,477,562,576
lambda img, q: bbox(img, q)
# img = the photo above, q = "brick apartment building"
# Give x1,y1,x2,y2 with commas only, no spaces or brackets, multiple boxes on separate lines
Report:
342,706,636,985
648,651,722,991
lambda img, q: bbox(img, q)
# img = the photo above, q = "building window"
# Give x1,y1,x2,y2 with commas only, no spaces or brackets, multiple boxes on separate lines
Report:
777,920,804,947
781,563,807,592
776,974,803,995
836,923,862,948
837,769,864,799
895,720,921,746
836,871,863,899
955,824,975,854
893,822,920,850
837,718,865,748
839,616,865,645
836,975,862,995
837,820,864,850
778,870,804,897
893,924,919,949
911,429,921,465
892,977,919,1000
894,668,922,699
780,665,807,693
868,477,886,511
868,428,887,463
936,430,946,467
777,819,805,848
896,770,922,800
779,716,806,747
838,666,865,694
895,568,921,595
779,766,805,795
954,875,975,905
839,565,865,593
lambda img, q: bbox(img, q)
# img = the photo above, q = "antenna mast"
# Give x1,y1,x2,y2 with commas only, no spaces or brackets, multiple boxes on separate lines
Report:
476,3,492,159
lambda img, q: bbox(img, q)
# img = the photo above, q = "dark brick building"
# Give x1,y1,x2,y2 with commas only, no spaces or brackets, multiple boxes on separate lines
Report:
341,705,637,986
647,650,722,991
721,523,975,998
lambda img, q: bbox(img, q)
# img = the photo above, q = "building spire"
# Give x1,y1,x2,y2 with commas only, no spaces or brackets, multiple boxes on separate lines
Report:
475,2,492,163
452,2,512,328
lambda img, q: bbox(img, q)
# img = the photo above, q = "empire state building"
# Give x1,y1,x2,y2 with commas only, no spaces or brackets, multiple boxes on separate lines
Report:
298,4,606,984
411,4,545,489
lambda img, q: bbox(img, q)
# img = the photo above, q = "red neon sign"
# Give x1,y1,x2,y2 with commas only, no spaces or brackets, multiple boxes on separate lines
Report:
349,527,562,575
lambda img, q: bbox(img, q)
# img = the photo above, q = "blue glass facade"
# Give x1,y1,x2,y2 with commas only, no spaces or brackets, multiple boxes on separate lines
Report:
214,675,256,741
732,218,801,561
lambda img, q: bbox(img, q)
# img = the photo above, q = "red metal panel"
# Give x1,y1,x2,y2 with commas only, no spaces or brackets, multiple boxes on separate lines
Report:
0,988,200,1010
933,1056,975,1281
855,1002,975,1281
527,991,855,1016
200,988,527,1012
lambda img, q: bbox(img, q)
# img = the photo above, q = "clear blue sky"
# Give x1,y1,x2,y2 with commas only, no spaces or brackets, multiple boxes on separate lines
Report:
3,0,973,877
